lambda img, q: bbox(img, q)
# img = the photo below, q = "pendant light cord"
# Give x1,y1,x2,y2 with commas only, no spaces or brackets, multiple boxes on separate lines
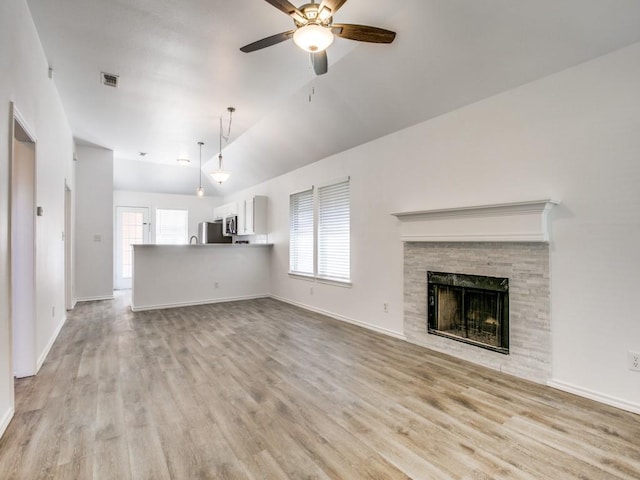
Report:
219,117,223,169
198,141,203,188
221,107,234,143
218,107,234,169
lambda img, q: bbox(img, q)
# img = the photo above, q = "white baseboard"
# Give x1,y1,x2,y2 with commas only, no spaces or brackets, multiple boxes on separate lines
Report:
75,295,114,303
271,295,407,341
131,294,270,312
0,407,14,439
36,315,67,373
547,379,640,415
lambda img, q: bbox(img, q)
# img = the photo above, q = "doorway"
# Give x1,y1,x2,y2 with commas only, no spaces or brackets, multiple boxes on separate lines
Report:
10,105,37,378
64,183,73,310
115,206,150,290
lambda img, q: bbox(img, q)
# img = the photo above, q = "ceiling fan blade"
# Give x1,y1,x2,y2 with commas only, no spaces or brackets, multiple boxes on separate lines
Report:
332,24,396,43
317,0,348,18
264,0,307,24
311,51,328,75
240,30,295,53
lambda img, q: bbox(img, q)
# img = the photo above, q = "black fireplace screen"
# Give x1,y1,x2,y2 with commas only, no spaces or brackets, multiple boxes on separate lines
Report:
427,271,509,354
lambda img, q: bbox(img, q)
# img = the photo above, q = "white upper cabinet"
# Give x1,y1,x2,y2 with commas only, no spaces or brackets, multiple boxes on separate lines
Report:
213,201,238,220
238,195,267,235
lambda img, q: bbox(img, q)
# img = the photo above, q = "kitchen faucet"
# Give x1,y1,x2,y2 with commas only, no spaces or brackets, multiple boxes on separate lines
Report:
189,235,198,245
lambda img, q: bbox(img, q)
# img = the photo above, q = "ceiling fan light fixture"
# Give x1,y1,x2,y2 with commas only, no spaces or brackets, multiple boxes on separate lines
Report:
293,24,334,52
176,157,190,166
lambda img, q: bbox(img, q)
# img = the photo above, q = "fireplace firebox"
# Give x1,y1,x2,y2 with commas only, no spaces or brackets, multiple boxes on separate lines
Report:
427,271,509,354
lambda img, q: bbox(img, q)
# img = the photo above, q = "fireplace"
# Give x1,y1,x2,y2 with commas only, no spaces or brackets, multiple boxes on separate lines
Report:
395,201,555,382
427,271,509,354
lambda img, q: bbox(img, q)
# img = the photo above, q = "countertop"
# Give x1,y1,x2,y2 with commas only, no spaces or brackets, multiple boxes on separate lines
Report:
132,243,273,248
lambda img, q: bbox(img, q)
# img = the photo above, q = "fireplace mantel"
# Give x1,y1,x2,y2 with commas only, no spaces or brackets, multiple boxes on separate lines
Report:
392,200,558,242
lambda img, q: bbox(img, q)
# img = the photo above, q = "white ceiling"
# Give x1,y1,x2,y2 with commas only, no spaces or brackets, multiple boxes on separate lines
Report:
27,0,640,196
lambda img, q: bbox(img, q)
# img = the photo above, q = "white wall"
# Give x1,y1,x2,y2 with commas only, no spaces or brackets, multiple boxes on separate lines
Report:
0,0,75,435
75,146,113,301
113,190,223,244
227,43,640,412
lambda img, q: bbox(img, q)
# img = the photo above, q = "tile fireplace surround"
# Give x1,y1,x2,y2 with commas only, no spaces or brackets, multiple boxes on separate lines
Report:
393,200,556,383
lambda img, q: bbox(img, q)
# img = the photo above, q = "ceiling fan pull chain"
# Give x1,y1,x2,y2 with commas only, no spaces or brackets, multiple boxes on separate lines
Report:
309,83,316,103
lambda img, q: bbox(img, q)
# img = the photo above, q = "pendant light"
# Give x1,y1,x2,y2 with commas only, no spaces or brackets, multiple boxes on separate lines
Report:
211,107,234,185
196,141,204,197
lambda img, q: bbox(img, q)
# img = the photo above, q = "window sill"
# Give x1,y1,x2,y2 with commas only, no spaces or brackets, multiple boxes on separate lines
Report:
288,272,352,288
317,277,352,288
288,272,315,281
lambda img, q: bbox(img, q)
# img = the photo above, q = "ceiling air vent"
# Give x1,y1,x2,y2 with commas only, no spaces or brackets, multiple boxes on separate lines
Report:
101,72,119,88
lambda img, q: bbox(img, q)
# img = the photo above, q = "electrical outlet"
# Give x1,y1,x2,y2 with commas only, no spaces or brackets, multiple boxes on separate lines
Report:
214,282,219,289
52,306,55,317
629,351,640,372
383,303,389,313
310,287,314,295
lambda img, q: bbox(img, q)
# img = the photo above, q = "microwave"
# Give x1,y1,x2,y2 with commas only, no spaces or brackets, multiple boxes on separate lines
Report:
224,215,237,236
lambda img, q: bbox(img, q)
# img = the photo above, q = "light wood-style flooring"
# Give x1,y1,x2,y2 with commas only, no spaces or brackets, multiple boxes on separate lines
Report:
0,293,639,479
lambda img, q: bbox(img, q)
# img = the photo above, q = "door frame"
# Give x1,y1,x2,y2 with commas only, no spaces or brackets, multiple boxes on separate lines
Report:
64,181,74,310
9,102,38,379
114,206,150,290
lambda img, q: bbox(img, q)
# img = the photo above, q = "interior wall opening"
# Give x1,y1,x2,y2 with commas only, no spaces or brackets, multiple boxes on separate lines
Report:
10,108,37,379
64,182,73,310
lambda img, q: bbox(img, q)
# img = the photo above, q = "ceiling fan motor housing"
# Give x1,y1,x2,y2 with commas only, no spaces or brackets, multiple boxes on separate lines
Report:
294,3,333,27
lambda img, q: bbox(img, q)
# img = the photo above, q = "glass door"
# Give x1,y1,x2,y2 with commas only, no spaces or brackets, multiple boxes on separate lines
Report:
115,206,150,289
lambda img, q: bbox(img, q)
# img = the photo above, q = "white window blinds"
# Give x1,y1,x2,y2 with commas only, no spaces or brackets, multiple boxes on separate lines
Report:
318,179,350,281
289,189,314,275
155,209,188,245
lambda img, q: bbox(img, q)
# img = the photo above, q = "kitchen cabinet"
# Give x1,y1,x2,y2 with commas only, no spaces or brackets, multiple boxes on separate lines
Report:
238,195,267,235
213,202,238,220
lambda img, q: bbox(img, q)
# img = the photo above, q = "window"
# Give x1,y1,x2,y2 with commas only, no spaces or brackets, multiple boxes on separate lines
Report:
289,178,350,283
289,189,314,275
318,179,350,281
155,209,188,244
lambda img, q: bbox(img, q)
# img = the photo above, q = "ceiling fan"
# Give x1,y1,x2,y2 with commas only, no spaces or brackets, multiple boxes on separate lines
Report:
240,0,396,75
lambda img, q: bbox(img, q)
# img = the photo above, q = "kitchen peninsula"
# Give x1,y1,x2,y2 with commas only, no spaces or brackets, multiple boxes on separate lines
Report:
131,243,272,311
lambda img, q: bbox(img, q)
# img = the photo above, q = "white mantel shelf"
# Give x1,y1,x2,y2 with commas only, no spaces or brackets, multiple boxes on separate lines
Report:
392,199,559,243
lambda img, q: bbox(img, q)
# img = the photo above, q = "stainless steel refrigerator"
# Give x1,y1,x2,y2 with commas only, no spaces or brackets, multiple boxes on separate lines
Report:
197,221,232,244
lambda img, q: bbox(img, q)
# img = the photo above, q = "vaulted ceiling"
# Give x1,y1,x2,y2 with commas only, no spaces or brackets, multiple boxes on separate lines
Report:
27,0,640,195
